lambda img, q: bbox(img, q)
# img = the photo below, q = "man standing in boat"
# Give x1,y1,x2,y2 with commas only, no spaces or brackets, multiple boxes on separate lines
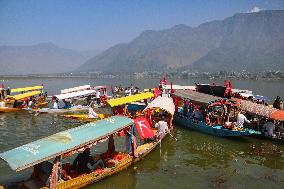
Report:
237,110,250,128
154,116,169,139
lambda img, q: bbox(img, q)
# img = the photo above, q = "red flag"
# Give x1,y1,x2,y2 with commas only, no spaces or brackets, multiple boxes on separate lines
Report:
134,117,154,139
154,88,159,98
110,85,113,93
1,84,4,88
163,74,167,85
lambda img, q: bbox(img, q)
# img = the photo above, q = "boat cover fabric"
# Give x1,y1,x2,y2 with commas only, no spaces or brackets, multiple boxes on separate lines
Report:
144,96,175,115
61,85,91,94
172,90,221,105
11,86,43,93
240,100,284,120
163,85,196,90
0,116,133,171
10,91,41,100
107,92,154,107
55,90,96,100
134,117,154,139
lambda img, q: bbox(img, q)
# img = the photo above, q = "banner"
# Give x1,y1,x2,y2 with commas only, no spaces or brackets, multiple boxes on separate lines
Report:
134,117,154,139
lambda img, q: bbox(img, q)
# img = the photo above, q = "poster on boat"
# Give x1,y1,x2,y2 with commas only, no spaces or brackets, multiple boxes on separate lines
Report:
134,117,154,139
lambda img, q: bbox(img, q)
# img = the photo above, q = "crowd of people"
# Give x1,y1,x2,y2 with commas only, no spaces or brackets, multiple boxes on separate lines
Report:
111,84,140,98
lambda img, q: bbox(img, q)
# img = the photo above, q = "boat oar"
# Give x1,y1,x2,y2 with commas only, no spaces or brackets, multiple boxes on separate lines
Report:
168,131,178,141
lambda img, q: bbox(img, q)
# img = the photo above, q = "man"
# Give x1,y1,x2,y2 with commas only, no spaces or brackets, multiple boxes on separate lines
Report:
96,90,101,105
262,119,276,137
155,117,169,139
88,105,99,118
189,108,204,121
73,148,94,174
53,99,59,109
237,111,250,128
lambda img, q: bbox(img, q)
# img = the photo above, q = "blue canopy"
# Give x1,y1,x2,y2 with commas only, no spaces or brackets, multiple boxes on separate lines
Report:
0,116,133,172
254,95,269,102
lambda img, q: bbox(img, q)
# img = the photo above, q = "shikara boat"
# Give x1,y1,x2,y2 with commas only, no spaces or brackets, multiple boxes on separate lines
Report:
0,113,172,189
61,92,155,122
235,99,284,141
172,90,260,137
106,92,154,115
33,89,98,114
0,89,47,113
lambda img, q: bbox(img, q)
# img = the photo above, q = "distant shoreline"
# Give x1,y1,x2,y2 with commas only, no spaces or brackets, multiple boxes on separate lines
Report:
0,71,284,81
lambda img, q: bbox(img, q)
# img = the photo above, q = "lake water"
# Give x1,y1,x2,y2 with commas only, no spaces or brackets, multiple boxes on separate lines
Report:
0,77,284,189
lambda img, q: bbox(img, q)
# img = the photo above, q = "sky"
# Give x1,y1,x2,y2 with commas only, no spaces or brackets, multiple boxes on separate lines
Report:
0,0,284,51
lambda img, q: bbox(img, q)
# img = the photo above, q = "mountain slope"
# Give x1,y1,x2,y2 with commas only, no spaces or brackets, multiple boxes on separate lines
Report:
0,43,100,75
77,10,284,73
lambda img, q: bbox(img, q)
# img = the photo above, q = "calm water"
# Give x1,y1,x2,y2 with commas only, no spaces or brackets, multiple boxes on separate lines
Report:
0,77,284,189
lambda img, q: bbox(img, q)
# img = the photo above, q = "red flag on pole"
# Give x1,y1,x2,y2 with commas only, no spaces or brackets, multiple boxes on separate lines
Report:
134,117,154,139
1,84,4,88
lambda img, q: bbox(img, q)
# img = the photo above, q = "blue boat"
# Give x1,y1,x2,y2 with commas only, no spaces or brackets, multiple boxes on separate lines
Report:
172,90,260,137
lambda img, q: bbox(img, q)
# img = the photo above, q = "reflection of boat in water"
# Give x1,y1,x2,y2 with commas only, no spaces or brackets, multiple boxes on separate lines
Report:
172,90,260,137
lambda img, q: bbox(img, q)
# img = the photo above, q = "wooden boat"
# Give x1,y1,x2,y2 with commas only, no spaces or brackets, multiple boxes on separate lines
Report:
0,113,170,189
61,113,107,121
235,99,284,141
172,90,260,137
0,90,48,113
32,105,90,114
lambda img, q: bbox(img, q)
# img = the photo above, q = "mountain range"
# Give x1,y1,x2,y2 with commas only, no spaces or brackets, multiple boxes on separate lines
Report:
0,43,100,75
77,10,284,73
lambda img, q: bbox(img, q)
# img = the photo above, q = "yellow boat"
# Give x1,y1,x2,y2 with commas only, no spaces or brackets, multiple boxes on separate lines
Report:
62,113,107,121
0,116,169,189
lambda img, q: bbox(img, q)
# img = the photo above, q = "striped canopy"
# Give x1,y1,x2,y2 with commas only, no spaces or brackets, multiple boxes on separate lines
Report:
144,96,175,115
240,100,284,121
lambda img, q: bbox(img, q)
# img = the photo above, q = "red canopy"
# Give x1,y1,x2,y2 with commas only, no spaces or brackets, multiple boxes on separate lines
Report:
134,117,154,139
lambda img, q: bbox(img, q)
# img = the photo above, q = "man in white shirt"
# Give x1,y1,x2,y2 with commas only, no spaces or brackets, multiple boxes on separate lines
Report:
96,90,101,105
237,111,250,128
155,117,169,139
0,100,5,108
262,120,276,137
88,106,98,118
53,100,59,109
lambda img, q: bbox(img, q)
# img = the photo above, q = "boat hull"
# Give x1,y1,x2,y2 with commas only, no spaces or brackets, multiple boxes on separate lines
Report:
174,114,258,137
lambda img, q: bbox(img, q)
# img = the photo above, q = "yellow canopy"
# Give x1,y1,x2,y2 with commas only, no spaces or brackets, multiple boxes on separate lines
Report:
107,92,154,107
11,86,43,93
10,91,41,100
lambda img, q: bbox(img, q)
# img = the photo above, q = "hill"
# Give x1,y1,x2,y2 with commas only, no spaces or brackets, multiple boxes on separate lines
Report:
0,43,100,75
76,10,284,73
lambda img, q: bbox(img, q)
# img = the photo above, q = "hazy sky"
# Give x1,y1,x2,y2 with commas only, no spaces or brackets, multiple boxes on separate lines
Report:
0,0,283,51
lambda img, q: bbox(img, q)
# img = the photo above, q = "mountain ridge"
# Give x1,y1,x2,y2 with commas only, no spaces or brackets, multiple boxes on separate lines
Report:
76,10,284,73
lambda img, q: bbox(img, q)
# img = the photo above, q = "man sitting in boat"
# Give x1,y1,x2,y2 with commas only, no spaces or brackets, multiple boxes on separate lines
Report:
237,110,250,129
189,107,204,121
0,99,5,108
154,116,169,140
262,119,276,137
53,99,59,109
88,105,99,118
73,148,104,174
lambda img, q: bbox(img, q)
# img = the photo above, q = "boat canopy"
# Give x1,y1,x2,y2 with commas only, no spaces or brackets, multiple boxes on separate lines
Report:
0,116,133,172
11,86,43,93
144,96,175,115
61,85,91,94
172,90,222,105
240,100,284,121
107,92,154,107
93,85,106,90
163,85,195,90
9,91,41,100
55,90,96,100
